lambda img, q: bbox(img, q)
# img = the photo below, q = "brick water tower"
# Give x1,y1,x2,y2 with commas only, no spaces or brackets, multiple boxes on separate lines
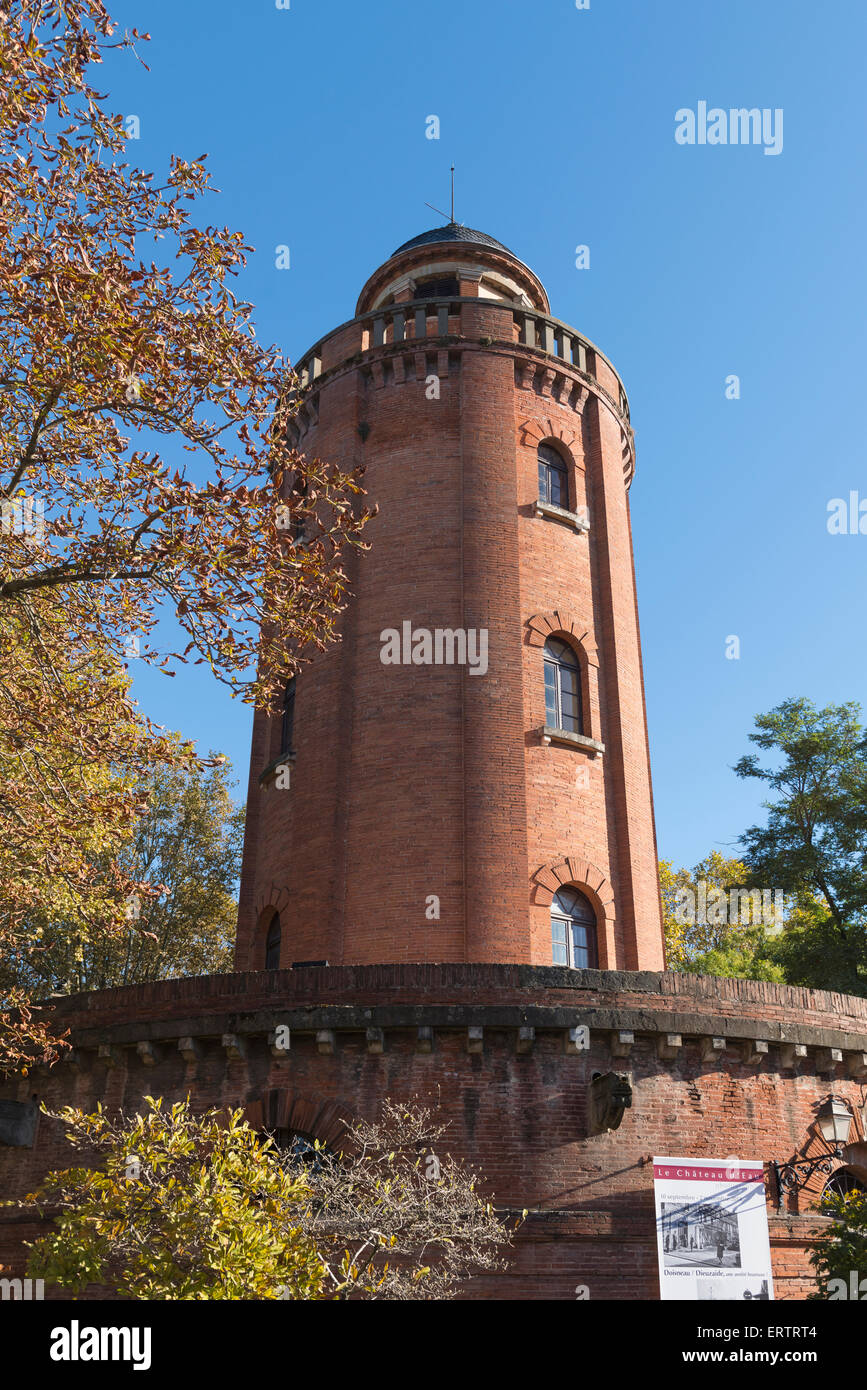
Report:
4,225,867,1303
236,223,665,972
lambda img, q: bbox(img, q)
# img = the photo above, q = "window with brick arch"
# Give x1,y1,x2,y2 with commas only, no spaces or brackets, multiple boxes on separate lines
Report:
537,442,568,509
551,887,597,969
822,1168,867,1198
544,637,582,734
264,911,281,970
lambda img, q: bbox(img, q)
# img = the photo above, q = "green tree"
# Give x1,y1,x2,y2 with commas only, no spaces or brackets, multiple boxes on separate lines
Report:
1,756,243,998
19,1098,325,1300
735,698,867,996
683,935,786,984
809,1189,867,1299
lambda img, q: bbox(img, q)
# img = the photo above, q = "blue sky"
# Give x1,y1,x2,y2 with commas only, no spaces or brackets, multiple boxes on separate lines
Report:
104,0,867,869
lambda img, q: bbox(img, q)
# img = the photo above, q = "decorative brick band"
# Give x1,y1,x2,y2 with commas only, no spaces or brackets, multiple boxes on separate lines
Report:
37,1003,867,1076
526,611,598,664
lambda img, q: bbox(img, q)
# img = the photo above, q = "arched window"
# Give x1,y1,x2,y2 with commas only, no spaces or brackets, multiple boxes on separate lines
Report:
822,1168,867,1198
551,887,597,969
280,677,296,755
537,443,568,509
264,911,282,970
544,638,582,734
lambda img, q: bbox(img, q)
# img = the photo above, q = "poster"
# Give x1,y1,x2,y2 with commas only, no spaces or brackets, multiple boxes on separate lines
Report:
653,1157,774,1301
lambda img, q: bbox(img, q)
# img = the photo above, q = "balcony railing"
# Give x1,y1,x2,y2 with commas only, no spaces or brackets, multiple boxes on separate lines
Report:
295,299,629,423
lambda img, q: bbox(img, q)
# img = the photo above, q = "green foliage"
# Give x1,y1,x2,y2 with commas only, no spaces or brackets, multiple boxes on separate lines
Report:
19,1098,325,1300
735,697,867,997
2,756,244,997
684,931,786,983
660,850,776,972
809,1189,867,1298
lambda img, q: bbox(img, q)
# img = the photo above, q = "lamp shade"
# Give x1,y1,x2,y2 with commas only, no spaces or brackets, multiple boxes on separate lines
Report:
818,1097,853,1146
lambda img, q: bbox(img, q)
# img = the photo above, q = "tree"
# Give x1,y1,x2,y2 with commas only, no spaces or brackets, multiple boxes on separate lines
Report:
0,1,372,1065
17,1097,519,1300
809,1189,867,1300
19,1098,326,1300
1,755,244,997
0,0,370,703
680,936,786,984
287,1097,520,1300
659,850,783,979
735,698,867,996
0,593,195,1071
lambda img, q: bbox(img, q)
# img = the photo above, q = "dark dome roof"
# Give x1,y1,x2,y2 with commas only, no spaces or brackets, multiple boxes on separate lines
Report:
392,223,513,257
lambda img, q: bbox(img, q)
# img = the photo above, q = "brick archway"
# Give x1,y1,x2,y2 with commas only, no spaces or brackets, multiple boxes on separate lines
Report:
245,1089,353,1150
532,855,616,968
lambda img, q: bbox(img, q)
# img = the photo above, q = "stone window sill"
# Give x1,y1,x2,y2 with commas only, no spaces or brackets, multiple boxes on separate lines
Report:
534,499,589,533
542,726,604,757
259,752,296,787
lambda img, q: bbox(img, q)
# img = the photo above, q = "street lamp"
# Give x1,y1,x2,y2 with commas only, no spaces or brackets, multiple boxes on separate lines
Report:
817,1097,854,1147
772,1096,854,1211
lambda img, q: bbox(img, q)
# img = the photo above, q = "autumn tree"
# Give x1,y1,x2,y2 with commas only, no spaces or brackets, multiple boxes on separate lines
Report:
659,850,784,980
0,1,372,1067
0,591,195,1069
17,1097,518,1300
1,754,244,997
283,1098,520,1299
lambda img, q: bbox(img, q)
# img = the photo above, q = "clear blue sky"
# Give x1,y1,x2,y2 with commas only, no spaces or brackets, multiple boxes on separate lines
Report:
104,0,867,869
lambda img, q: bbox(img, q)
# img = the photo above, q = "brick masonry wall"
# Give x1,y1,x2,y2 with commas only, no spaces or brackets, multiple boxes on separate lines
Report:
2,968,865,1300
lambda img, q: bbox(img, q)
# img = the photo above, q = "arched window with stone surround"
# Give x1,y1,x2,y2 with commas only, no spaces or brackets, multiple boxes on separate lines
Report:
544,637,582,735
264,910,282,970
551,886,597,969
537,442,568,509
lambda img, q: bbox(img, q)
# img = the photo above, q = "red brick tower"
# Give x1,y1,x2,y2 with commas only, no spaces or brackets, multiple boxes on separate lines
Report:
5,230,867,1307
236,225,664,973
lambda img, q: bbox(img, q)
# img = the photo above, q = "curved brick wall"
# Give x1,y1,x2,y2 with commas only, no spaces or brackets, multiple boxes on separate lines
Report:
235,232,663,973
2,967,865,1300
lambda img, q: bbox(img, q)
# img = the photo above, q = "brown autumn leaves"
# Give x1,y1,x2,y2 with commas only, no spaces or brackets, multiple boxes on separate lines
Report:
0,1,373,1070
